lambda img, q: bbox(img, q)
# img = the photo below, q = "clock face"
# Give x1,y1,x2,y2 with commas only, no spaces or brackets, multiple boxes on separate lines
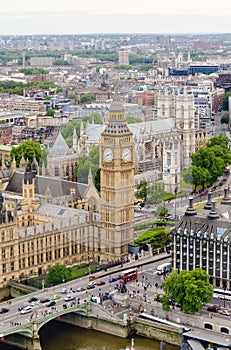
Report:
103,148,113,163
122,148,132,162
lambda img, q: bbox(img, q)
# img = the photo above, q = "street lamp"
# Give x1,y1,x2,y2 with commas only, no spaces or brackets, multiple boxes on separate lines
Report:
224,287,227,308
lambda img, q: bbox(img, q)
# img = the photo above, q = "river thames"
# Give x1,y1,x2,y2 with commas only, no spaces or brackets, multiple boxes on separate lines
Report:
0,321,180,350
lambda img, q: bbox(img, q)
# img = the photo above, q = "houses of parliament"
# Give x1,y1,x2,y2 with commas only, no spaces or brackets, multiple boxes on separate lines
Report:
0,96,136,287
0,90,205,287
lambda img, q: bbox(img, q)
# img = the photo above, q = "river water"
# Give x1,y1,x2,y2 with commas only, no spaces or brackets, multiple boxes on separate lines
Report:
0,321,180,350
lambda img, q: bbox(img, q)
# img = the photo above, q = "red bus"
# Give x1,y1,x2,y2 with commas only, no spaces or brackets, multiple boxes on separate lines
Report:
118,268,138,283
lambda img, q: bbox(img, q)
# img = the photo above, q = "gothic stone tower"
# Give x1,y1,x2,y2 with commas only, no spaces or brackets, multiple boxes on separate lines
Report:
100,95,135,262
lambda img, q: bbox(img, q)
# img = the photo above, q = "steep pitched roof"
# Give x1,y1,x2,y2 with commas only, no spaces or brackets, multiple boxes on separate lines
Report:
5,171,87,200
49,133,70,156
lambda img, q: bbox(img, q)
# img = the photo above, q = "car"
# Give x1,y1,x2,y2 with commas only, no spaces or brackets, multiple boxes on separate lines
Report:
207,306,218,313
76,287,85,292
87,284,95,290
28,296,38,303
88,281,95,286
40,297,50,303
219,309,230,316
46,301,56,307
18,305,30,311
21,306,33,314
52,294,61,300
60,288,69,294
89,275,96,281
96,281,106,286
109,277,117,283
0,307,9,314
64,294,75,302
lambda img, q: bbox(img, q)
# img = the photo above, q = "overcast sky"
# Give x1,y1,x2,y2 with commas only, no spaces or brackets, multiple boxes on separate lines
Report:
0,0,231,35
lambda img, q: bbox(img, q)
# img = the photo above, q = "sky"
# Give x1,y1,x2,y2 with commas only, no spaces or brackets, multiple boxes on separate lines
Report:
0,0,231,35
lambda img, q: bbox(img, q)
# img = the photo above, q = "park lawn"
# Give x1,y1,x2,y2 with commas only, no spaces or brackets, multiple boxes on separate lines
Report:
135,227,171,243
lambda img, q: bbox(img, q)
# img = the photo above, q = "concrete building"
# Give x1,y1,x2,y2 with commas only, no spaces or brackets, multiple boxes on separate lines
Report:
118,49,129,66
172,190,231,289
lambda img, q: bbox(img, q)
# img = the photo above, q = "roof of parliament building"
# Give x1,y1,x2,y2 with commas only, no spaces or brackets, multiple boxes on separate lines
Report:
6,171,87,200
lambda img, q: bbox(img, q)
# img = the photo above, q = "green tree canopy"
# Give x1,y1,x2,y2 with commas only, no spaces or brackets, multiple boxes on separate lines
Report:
61,120,82,147
220,114,229,124
76,146,100,190
46,109,55,116
155,205,168,217
10,140,42,168
191,138,229,189
146,182,165,204
162,269,213,314
79,93,96,104
45,265,71,285
222,92,231,111
136,180,148,202
19,67,48,75
81,112,103,124
126,116,143,124
61,114,103,147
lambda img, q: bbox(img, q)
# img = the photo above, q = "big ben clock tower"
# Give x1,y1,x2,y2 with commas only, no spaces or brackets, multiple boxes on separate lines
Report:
100,94,135,262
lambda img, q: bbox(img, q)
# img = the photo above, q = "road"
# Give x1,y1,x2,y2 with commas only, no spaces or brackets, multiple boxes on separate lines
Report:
0,256,229,334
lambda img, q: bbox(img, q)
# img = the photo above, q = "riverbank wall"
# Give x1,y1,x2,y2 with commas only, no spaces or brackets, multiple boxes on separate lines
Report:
59,303,182,346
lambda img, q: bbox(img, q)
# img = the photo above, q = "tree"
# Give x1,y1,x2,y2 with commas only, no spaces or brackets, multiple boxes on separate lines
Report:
79,93,95,104
155,205,168,217
220,114,229,124
191,146,226,189
147,182,165,204
82,112,103,124
162,269,213,314
76,146,100,191
46,109,55,116
222,92,231,111
45,265,71,285
10,140,42,168
61,120,82,147
126,116,143,124
68,93,76,100
136,180,148,202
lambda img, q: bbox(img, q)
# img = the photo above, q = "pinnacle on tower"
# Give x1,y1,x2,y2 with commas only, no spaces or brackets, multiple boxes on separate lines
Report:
88,167,93,185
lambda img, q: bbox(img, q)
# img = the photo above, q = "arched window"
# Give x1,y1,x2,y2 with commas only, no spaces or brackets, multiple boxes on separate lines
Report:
204,323,213,330
220,327,229,334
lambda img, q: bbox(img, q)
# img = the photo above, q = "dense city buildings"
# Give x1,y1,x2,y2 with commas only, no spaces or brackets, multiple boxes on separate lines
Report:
0,33,230,289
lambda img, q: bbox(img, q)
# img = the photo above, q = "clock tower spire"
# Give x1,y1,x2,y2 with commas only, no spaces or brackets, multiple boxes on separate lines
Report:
100,93,135,262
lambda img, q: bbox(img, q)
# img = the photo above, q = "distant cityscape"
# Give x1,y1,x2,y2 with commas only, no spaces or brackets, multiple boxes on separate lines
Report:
0,32,230,292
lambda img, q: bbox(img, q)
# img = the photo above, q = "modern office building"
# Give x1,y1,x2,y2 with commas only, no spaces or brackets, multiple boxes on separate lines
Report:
118,49,129,66
172,190,231,289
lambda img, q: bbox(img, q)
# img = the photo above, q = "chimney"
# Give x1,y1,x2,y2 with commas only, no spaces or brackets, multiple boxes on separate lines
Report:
208,200,219,220
185,196,196,216
221,187,231,204
204,191,212,210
